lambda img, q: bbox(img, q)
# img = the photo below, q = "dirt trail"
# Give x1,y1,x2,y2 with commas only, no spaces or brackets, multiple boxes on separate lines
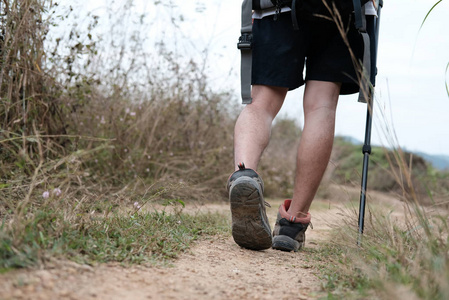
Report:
0,186,404,300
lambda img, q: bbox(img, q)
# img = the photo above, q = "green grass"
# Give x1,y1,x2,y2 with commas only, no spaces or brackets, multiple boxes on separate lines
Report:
0,207,230,269
310,243,374,300
310,203,449,300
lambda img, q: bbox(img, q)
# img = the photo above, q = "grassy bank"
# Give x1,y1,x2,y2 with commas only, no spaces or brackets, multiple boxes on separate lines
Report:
314,145,449,299
313,201,449,300
0,0,235,271
1,200,229,271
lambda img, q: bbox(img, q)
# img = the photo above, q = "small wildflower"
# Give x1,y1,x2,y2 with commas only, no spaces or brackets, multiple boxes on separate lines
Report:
125,108,130,114
124,148,128,153
133,202,139,207
177,220,182,224
42,191,50,199
146,168,150,172
53,188,62,197
147,155,151,159
137,205,141,209
130,112,136,117
100,116,106,124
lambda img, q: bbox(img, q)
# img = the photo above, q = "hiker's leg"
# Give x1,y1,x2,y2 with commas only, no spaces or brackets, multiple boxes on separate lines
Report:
287,80,341,218
229,85,287,250
233,85,288,171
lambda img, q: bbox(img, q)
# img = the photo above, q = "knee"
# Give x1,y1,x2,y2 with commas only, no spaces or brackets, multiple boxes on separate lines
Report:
303,82,340,114
249,85,287,117
303,99,338,115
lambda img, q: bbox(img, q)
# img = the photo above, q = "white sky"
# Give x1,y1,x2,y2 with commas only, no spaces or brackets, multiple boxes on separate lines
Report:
81,1,449,156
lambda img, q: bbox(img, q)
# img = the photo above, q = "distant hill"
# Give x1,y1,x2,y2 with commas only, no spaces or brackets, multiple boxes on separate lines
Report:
339,136,449,171
413,152,449,171
340,136,363,146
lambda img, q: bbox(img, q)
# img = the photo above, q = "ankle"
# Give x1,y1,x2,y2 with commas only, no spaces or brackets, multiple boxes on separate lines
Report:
287,210,310,220
280,200,311,224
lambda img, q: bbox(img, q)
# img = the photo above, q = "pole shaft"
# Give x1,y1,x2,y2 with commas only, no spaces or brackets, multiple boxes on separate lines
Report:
357,6,381,245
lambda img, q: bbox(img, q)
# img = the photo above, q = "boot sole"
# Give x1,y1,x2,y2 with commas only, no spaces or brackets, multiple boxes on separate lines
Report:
272,235,302,252
229,176,272,250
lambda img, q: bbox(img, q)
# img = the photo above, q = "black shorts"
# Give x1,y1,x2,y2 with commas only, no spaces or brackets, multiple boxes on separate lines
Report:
251,12,364,95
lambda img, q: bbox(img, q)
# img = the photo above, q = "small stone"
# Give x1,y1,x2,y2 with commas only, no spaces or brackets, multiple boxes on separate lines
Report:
59,289,71,297
24,285,36,293
43,281,55,289
12,289,23,298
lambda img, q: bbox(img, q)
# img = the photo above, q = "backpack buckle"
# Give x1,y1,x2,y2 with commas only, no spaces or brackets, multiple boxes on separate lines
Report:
237,33,252,50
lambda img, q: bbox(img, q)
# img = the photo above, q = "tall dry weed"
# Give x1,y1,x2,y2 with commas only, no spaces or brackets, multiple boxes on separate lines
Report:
0,1,66,161
1,1,241,205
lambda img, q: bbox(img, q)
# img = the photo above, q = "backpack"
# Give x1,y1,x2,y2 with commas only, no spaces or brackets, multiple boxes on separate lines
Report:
238,0,381,104
253,0,370,28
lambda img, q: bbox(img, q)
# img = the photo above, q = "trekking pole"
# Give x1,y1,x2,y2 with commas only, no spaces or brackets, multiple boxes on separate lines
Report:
357,1,382,246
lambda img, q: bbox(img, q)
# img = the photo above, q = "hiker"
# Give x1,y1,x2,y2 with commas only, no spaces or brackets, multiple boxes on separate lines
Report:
227,0,379,252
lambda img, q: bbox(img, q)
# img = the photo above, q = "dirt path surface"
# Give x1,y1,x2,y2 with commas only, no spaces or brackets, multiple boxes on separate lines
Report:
0,186,403,300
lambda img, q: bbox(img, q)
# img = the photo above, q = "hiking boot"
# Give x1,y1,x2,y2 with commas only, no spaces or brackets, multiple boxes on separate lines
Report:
272,199,311,252
227,163,272,250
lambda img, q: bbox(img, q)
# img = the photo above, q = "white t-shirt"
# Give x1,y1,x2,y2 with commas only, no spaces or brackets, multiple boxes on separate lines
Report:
253,0,378,19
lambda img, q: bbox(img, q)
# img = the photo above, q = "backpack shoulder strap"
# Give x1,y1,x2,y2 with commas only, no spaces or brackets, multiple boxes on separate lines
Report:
353,0,371,103
238,0,253,104
354,0,382,103
353,0,365,30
